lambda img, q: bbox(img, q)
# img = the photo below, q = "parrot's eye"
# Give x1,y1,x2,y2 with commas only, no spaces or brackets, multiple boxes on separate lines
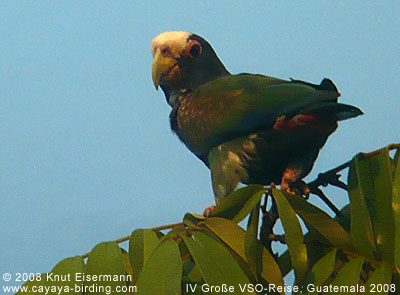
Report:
190,44,201,57
187,41,202,58
161,47,171,56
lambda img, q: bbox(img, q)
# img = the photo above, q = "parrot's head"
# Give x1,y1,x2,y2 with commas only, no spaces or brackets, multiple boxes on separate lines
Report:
151,31,230,99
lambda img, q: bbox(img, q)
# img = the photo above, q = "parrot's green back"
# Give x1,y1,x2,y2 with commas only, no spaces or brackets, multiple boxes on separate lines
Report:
172,74,359,156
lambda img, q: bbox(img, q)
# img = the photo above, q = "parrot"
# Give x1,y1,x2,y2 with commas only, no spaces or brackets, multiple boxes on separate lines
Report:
150,31,362,214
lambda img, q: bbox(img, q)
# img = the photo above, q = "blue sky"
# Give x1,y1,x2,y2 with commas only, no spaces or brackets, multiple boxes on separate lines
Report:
1,0,399,283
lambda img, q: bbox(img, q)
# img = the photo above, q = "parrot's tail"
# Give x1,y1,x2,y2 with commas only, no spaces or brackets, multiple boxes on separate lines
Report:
305,102,364,121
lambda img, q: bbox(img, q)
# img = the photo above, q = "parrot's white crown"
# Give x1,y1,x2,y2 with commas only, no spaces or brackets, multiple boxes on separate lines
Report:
151,31,191,56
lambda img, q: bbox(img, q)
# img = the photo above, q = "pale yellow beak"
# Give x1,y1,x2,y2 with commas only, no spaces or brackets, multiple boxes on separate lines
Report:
151,49,180,90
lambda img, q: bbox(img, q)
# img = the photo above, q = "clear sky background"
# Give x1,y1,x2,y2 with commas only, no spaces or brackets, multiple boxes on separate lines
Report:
1,0,399,282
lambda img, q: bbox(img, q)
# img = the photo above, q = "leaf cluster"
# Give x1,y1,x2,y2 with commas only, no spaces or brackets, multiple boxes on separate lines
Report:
19,144,400,294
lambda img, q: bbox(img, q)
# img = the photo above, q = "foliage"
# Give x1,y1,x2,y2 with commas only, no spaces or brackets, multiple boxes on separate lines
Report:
18,144,400,294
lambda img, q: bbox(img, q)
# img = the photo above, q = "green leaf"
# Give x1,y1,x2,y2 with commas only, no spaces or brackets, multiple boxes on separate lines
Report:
284,191,353,251
392,273,400,293
122,252,134,280
50,256,86,273
182,263,203,295
280,231,330,279
160,225,186,242
347,158,376,259
336,204,351,232
182,259,201,282
393,149,400,269
346,148,397,264
394,148,400,167
272,189,308,284
203,217,284,289
368,149,395,264
365,265,393,294
182,231,255,295
129,229,160,278
277,250,292,277
211,184,265,223
329,257,364,295
17,274,47,295
244,205,262,278
303,227,333,268
19,257,86,295
183,213,205,227
86,242,127,295
182,281,203,295
187,264,202,282
311,249,337,286
47,256,86,295
136,239,182,295
203,218,246,257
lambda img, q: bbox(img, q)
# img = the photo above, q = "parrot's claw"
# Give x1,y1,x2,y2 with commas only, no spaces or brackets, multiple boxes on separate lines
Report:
203,204,217,217
281,178,310,198
280,166,300,193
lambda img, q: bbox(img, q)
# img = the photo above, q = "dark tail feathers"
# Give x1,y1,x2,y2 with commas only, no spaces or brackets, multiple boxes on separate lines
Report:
305,102,363,121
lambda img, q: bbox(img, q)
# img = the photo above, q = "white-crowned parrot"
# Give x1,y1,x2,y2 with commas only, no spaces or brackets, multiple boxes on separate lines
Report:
151,31,362,213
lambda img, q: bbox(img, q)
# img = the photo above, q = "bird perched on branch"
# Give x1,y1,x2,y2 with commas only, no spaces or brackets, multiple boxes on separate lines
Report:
151,31,362,214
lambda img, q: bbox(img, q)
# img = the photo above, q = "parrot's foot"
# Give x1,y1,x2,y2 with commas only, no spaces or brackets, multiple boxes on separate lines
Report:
281,178,310,198
203,204,216,217
280,166,307,196
280,166,299,192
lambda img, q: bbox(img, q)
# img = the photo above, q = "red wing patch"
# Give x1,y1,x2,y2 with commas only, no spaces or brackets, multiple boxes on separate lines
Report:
273,114,317,131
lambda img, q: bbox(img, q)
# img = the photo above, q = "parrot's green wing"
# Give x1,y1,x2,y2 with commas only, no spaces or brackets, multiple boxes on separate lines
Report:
176,74,362,156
